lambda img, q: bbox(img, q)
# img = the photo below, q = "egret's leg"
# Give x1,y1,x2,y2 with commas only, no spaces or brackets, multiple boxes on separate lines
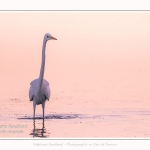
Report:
33,101,36,119
33,119,36,137
42,118,45,129
34,109,35,119
42,101,45,119
42,119,45,137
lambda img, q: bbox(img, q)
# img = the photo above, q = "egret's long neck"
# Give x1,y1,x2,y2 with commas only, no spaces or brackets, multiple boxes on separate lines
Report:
37,39,47,92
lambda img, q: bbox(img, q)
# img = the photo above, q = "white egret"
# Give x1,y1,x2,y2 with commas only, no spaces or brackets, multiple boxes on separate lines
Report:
29,33,57,119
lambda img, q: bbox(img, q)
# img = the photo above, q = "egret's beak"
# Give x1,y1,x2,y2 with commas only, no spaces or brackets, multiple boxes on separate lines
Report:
51,35,57,40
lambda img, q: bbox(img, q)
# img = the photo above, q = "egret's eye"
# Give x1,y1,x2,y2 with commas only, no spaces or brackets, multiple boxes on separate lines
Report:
47,36,49,38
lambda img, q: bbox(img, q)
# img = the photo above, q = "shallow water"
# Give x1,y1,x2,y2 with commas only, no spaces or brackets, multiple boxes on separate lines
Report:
0,73,150,138
1,65,150,138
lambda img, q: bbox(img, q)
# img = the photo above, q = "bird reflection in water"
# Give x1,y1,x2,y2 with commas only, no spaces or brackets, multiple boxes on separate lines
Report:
30,118,50,138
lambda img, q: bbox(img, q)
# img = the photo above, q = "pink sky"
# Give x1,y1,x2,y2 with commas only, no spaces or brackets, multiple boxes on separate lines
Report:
1,12,150,68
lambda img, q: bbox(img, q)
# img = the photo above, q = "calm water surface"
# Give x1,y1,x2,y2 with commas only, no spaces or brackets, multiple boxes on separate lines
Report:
0,66,150,138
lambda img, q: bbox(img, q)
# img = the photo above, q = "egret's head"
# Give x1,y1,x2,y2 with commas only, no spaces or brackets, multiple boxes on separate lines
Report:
44,33,57,41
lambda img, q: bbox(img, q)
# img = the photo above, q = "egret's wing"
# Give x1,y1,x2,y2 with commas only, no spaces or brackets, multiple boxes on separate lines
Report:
29,85,34,101
44,86,50,100
29,79,38,101
43,79,51,100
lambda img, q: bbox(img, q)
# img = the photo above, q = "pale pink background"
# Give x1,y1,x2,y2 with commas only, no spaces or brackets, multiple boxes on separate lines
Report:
0,12,150,137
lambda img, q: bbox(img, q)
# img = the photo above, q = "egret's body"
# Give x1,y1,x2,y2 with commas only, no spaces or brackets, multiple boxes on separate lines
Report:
29,33,57,119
